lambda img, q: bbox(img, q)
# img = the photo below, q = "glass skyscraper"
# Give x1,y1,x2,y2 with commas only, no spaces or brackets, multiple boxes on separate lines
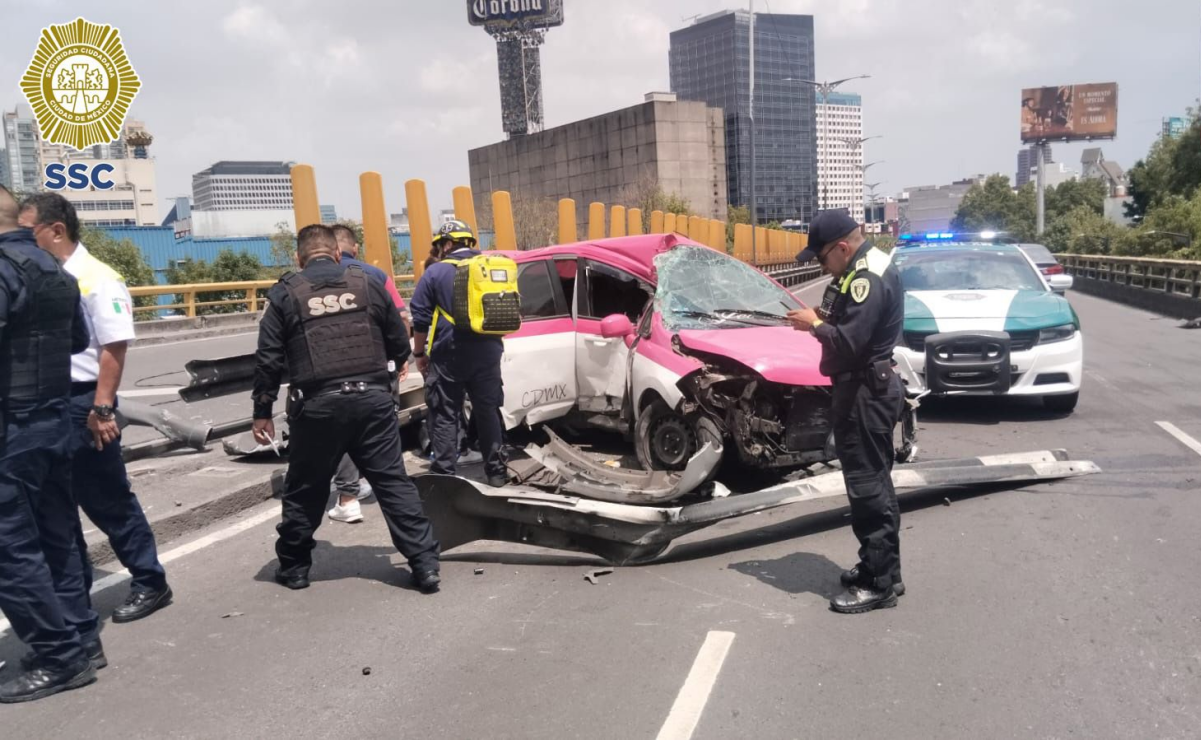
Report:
670,10,817,224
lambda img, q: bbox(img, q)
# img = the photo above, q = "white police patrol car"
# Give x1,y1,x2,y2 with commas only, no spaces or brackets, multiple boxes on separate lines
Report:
890,233,1083,413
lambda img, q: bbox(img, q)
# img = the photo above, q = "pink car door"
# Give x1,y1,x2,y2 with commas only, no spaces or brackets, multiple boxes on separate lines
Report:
574,259,653,415
500,258,578,428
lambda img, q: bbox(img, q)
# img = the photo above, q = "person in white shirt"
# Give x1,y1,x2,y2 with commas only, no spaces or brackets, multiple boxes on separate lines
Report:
20,194,172,624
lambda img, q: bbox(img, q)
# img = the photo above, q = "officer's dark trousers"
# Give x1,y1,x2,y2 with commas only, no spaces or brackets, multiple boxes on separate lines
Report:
0,400,92,670
832,374,905,590
277,389,439,578
425,359,505,479
70,387,167,594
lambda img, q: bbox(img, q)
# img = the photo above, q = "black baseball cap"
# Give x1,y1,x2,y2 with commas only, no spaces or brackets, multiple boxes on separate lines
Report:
796,210,861,263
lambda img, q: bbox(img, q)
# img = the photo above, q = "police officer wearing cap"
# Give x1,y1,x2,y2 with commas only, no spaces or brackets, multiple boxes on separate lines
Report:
788,210,906,614
252,224,441,593
0,185,99,702
410,220,507,487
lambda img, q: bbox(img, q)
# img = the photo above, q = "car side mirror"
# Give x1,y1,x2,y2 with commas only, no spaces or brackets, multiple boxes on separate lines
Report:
600,314,634,338
1048,274,1073,294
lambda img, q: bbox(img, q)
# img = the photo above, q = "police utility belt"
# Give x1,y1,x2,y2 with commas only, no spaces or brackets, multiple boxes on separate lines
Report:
833,360,896,393
286,381,390,417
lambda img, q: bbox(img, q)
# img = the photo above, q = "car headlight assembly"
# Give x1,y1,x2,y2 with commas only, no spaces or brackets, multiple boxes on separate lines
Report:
1038,324,1077,344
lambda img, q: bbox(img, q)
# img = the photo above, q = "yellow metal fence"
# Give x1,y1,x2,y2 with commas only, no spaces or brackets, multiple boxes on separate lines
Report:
137,165,809,318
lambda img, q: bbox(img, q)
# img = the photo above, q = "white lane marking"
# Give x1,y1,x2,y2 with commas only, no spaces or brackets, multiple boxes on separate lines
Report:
1156,422,1201,458
0,505,281,637
1086,370,1116,391
655,631,736,740
120,387,184,397
129,331,258,351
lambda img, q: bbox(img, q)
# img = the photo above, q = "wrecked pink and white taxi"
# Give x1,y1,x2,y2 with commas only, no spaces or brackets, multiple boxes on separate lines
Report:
497,233,840,475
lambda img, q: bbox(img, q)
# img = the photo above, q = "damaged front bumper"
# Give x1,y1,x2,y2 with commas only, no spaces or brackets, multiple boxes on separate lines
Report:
415,450,1100,566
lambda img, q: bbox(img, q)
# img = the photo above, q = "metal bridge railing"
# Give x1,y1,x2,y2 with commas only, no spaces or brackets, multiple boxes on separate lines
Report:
1060,254,1201,301
128,275,418,318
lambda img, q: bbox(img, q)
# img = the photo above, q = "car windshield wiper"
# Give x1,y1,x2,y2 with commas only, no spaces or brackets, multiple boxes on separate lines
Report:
710,308,792,324
669,310,779,327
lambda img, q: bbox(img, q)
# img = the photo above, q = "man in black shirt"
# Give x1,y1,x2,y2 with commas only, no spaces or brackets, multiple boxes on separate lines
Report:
252,224,440,593
788,211,906,614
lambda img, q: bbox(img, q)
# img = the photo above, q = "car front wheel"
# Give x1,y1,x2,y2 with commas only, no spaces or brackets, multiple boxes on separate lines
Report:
1043,392,1079,413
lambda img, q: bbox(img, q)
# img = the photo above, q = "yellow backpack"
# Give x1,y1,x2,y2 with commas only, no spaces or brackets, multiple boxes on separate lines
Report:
432,254,522,339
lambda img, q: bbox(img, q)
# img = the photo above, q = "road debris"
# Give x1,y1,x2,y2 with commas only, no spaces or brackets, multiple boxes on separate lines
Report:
221,611,244,619
416,450,1102,566
474,568,485,575
362,667,371,676
943,497,952,506
584,568,614,585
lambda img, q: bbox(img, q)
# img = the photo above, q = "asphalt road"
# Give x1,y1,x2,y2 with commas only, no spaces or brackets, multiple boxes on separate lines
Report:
4,291,1201,738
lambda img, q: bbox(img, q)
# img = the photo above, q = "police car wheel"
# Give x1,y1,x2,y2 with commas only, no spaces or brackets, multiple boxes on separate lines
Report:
635,401,696,472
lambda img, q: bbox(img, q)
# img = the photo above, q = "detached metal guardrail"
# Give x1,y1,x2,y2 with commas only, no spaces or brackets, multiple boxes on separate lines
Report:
1060,254,1201,301
128,275,418,318
759,260,824,287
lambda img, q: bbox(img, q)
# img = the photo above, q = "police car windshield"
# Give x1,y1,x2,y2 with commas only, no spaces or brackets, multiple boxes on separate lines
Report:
654,246,801,330
895,249,1045,292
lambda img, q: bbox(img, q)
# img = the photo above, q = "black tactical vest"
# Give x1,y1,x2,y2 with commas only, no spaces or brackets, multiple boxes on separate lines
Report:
280,265,386,390
0,247,79,405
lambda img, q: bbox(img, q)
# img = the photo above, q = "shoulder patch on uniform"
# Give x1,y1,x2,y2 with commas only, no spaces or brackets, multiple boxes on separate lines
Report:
850,277,871,303
855,258,868,272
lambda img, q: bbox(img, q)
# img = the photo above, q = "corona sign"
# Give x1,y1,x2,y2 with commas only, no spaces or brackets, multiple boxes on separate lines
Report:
467,0,564,30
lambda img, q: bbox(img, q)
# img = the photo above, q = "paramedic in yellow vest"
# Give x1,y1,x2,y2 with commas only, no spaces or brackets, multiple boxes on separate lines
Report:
410,221,507,487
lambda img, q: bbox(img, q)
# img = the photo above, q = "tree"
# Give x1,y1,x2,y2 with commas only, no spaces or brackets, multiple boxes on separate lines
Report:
167,250,264,315
951,175,1035,241
269,222,297,277
477,194,560,249
1123,192,1201,260
1041,205,1130,255
79,225,158,312
1046,178,1107,219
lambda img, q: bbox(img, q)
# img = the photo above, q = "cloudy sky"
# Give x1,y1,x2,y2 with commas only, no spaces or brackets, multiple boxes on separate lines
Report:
2,0,1196,221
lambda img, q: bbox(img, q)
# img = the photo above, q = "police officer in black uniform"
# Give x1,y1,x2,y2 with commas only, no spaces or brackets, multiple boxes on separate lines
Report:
0,185,99,702
252,224,441,593
788,211,906,614
409,221,507,487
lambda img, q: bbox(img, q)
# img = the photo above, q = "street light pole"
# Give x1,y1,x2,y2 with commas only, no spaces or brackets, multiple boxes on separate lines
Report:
783,75,870,216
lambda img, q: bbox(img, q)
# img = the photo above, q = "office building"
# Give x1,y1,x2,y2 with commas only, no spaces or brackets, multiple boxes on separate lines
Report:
3,105,42,194
670,10,817,224
192,161,294,212
816,91,864,222
469,93,728,231
320,204,338,224
900,177,985,234
1016,144,1054,188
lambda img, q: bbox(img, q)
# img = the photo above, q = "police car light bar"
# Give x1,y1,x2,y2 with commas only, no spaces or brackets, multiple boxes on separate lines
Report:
897,230,1004,246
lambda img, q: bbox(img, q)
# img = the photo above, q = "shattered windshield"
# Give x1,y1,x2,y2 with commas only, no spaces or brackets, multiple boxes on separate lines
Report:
654,246,802,331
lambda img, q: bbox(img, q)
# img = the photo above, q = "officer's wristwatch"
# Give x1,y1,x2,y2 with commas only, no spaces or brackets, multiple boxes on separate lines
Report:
92,404,116,420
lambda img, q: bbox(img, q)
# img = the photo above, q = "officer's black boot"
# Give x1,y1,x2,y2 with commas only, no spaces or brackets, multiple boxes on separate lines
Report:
841,564,905,596
0,658,96,703
830,584,898,614
413,569,441,593
112,585,173,623
274,570,311,590
21,639,107,672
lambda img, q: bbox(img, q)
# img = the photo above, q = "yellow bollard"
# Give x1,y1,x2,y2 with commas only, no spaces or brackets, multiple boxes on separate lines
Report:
406,179,434,279
492,191,517,250
650,210,665,234
290,164,321,232
755,227,769,264
734,223,752,262
588,202,606,240
360,172,394,277
664,212,677,234
688,215,705,245
712,220,726,251
675,214,689,237
558,198,577,244
610,205,627,238
452,186,479,237
628,208,644,236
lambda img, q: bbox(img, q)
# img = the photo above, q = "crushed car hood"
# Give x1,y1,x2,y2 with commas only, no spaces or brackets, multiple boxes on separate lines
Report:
677,327,829,386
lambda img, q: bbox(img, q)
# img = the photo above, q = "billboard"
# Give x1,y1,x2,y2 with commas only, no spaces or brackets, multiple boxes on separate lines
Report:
1163,117,1186,139
467,0,564,30
1021,83,1118,142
